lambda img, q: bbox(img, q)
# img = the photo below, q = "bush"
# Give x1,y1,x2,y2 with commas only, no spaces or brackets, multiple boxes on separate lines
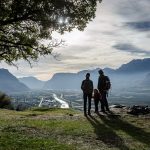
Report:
0,92,13,109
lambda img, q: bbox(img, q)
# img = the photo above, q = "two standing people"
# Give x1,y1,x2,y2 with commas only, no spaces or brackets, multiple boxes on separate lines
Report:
81,70,110,115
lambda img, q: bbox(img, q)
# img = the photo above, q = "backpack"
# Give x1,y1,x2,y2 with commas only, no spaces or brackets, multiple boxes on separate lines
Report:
104,76,111,91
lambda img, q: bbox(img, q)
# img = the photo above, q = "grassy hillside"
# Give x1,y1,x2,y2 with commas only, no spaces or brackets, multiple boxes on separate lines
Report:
0,108,150,150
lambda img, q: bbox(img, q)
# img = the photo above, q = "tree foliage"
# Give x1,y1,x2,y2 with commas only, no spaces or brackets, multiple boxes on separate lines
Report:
0,0,102,65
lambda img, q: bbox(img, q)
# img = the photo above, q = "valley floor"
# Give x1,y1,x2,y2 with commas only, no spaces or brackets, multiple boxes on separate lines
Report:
0,108,150,150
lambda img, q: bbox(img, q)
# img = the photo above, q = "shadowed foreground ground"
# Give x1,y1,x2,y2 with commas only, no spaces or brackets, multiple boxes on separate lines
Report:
0,108,150,150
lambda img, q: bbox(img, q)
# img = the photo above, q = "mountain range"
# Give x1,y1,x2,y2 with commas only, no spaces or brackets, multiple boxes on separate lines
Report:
0,58,150,93
43,58,150,90
0,69,30,93
115,58,150,73
19,76,46,90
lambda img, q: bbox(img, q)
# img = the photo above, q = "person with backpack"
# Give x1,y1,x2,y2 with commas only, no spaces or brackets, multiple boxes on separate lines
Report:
81,73,93,116
97,69,111,112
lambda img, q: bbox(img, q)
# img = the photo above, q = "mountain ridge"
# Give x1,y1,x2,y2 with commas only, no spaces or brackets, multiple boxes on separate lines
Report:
43,58,150,90
1,58,150,91
0,68,30,93
19,76,45,89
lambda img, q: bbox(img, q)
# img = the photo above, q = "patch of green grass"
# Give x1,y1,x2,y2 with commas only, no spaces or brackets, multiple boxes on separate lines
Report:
0,132,76,150
0,108,150,150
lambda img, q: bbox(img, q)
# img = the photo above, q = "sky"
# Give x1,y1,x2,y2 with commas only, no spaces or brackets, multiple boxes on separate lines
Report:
0,0,150,81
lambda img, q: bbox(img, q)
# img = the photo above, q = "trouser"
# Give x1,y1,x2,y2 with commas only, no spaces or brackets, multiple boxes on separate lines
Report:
83,93,92,114
100,91,109,111
94,99,99,112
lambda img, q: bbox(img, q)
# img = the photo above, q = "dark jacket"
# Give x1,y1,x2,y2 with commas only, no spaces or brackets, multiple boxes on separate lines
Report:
81,79,93,94
93,92,101,101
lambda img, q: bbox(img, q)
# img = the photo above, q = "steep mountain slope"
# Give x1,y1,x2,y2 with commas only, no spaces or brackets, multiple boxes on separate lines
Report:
19,76,45,89
0,69,30,93
116,58,150,73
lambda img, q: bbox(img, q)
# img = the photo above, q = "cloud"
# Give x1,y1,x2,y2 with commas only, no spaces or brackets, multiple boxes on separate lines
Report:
115,0,150,21
124,21,150,31
1,0,150,80
113,43,150,55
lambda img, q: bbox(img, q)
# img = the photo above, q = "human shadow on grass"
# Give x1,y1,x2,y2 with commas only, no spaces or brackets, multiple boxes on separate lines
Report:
86,114,129,150
97,112,150,147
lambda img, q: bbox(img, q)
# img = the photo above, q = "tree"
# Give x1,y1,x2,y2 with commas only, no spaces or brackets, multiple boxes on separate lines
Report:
0,0,102,65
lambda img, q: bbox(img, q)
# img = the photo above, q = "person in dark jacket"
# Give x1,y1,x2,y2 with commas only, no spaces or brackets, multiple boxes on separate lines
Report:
81,73,93,115
97,69,110,112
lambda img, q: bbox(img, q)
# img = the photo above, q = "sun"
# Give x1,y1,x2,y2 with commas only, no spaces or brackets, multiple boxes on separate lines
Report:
58,17,69,25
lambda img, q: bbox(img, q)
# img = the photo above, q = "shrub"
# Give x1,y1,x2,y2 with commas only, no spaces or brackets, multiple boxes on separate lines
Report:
0,92,13,109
